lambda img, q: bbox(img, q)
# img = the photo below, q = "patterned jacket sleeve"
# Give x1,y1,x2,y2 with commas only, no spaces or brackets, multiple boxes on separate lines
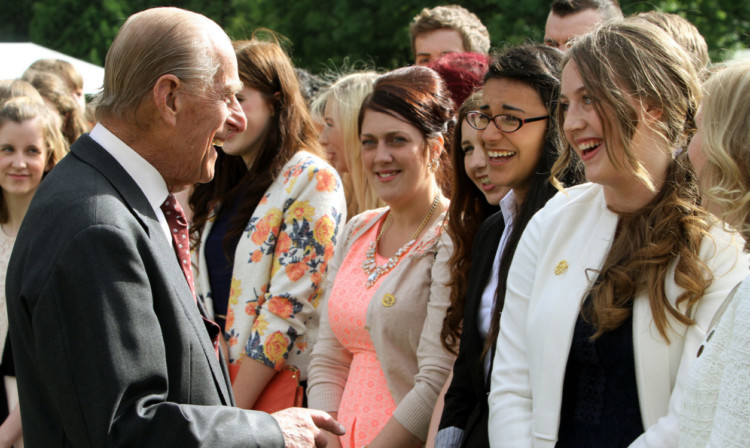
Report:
238,157,347,370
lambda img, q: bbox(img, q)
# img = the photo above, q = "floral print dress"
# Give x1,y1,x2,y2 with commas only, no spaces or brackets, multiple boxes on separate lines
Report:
194,151,347,381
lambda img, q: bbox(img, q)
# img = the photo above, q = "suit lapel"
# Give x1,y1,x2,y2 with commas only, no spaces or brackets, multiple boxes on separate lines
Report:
533,190,619,437
464,211,505,393
71,136,233,405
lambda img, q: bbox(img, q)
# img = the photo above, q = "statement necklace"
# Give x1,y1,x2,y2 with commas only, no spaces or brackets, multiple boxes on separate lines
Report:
361,193,441,288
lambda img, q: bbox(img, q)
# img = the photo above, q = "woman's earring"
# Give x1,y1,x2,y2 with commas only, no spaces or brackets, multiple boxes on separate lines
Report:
428,158,439,172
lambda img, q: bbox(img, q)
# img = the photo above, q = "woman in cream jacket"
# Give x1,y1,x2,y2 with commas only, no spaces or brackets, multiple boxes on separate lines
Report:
307,66,455,448
488,20,749,448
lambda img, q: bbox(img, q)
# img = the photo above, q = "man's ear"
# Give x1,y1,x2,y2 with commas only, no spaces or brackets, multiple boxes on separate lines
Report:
152,74,182,127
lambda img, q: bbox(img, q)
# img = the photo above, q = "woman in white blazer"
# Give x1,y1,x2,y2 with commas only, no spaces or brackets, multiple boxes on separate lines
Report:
679,61,750,447
487,20,749,448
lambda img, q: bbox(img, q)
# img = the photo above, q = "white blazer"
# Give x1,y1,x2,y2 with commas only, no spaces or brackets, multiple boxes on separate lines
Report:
488,183,749,448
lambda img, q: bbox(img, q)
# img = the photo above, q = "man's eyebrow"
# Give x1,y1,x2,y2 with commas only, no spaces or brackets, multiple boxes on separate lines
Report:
226,81,243,95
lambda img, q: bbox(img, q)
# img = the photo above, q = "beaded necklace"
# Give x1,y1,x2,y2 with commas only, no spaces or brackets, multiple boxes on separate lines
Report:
361,193,441,288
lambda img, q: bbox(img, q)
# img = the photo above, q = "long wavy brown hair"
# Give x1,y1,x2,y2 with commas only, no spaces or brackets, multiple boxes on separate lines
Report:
190,36,322,253
552,20,712,341
441,92,498,353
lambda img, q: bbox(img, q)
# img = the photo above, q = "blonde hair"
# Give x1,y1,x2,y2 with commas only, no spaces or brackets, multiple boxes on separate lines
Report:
633,12,710,81
27,59,84,93
94,7,224,123
698,61,750,249
554,19,711,341
0,97,68,222
22,70,89,145
0,79,44,105
324,72,383,217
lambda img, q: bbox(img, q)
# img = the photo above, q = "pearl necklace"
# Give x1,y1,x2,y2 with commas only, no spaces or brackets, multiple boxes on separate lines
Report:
361,193,441,288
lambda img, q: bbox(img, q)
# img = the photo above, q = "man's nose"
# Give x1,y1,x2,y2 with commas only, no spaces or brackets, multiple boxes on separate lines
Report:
227,96,247,134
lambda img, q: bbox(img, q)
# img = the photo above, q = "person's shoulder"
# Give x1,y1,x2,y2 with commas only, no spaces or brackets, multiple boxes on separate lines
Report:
543,182,601,209
348,207,387,231
476,209,505,236
278,151,343,192
700,220,749,271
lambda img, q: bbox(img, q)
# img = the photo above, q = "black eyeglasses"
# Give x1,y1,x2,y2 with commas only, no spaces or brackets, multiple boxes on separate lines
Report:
466,111,549,133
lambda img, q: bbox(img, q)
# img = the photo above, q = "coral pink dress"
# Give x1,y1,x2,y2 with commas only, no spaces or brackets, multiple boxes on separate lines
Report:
327,217,401,448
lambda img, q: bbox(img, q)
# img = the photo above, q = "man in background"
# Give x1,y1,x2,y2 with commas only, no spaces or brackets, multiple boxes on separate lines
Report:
544,0,623,50
409,5,490,66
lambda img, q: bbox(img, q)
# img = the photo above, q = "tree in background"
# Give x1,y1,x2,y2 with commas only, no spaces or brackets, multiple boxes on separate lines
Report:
2,0,748,74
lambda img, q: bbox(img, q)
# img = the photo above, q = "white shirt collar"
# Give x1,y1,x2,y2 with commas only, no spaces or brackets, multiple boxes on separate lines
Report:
89,123,171,242
500,189,518,228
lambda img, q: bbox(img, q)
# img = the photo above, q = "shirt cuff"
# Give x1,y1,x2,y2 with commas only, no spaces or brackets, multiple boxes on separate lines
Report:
435,426,465,448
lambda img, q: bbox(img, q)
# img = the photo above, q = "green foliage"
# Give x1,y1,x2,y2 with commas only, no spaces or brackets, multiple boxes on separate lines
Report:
4,0,749,71
621,0,750,63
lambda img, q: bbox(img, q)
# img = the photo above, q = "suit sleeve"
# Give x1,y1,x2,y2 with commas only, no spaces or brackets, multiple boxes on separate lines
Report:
27,224,284,447
488,210,543,447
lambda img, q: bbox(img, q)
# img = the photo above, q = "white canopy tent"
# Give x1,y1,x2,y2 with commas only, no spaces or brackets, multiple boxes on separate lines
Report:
0,42,104,95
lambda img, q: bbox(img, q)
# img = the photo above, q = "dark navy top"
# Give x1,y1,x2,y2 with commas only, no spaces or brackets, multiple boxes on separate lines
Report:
204,199,242,332
556,298,644,447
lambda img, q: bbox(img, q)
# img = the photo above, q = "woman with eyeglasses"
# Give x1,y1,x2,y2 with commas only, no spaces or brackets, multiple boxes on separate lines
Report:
488,20,749,447
435,44,583,448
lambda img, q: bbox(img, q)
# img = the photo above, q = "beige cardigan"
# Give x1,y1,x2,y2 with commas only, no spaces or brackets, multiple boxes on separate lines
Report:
307,207,455,441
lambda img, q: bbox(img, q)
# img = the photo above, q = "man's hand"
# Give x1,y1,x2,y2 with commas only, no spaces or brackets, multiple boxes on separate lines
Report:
271,408,345,448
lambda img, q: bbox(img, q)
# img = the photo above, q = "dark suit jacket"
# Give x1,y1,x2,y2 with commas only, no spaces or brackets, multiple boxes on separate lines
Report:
439,211,505,448
7,135,285,447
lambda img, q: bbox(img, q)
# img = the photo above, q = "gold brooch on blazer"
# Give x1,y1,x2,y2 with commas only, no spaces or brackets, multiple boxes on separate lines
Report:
554,260,568,275
381,293,396,307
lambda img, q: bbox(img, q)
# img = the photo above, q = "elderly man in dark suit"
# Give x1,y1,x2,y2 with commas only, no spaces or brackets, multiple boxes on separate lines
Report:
6,7,343,447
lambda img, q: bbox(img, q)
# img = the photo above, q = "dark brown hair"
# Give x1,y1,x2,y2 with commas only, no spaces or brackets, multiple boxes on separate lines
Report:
549,0,622,19
441,92,499,353
190,37,322,254
358,65,455,194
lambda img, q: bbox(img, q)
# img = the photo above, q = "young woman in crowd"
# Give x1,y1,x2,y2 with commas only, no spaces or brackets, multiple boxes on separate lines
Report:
437,44,583,448
439,92,501,356
315,71,383,218
22,70,88,146
0,96,67,447
189,38,346,409
26,59,87,112
679,60,750,448
0,80,44,105
488,20,749,447
307,65,455,448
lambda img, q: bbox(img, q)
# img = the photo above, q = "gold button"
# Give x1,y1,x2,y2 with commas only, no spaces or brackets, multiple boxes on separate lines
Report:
554,260,568,275
381,293,396,307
